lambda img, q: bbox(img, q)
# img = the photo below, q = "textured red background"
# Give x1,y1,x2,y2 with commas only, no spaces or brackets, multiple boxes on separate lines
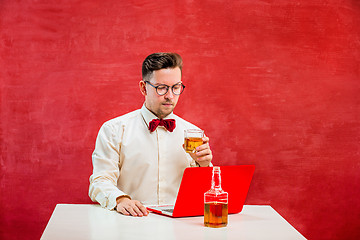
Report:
1,1,359,239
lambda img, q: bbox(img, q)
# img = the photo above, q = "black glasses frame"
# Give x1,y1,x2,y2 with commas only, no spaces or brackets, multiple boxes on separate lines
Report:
144,81,185,96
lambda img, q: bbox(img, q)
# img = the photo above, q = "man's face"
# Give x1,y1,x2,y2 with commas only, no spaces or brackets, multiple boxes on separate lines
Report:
140,67,182,119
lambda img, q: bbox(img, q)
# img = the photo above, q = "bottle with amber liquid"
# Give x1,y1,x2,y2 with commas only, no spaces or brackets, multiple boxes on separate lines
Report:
204,166,228,228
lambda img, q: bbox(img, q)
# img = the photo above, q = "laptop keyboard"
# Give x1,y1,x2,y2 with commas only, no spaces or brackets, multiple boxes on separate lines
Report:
162,208,174,213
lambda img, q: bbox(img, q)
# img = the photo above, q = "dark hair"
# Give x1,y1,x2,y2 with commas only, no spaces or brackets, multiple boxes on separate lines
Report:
142,52,183,81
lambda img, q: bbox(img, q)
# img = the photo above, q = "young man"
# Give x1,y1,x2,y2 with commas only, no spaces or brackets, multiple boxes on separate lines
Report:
89,53,212,217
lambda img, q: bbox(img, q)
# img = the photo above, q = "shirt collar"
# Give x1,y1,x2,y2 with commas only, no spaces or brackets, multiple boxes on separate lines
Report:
140,104,175,128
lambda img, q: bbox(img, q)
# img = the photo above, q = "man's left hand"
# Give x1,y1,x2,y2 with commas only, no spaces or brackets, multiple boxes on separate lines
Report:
189,136,212,167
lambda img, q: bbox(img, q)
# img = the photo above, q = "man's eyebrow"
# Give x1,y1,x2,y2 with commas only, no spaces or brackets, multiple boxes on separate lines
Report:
153,82,182,86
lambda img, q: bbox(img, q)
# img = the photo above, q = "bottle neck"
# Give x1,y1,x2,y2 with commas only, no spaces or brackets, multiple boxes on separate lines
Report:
211,167,222,190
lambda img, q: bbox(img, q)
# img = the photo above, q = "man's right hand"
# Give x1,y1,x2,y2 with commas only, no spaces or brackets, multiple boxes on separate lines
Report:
115,196,149,217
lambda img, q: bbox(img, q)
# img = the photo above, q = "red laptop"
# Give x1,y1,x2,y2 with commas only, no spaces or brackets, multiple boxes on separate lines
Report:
146,165,255,217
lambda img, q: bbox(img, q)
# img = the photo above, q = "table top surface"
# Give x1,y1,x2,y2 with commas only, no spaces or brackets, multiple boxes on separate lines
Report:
41,204,306,240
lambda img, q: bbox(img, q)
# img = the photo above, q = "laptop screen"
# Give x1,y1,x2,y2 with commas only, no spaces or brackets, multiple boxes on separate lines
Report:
148,165,255,218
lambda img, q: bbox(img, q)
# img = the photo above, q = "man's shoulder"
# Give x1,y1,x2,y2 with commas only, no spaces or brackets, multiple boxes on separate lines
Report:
103,109,141,127
172,114,200,129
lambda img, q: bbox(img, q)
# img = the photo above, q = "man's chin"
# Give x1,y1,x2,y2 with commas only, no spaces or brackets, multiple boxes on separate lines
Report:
159,107,174,118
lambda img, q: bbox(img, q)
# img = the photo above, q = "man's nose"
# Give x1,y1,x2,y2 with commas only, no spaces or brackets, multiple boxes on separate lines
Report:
164,88,174,99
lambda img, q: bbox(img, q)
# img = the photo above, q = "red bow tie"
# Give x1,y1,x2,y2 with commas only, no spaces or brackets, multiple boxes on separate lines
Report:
149,119,176,132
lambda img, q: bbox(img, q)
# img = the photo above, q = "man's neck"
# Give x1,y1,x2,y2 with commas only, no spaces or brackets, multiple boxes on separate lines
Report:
144,104,172,119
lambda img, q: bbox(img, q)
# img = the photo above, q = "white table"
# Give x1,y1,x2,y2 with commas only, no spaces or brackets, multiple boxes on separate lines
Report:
41,204,307,240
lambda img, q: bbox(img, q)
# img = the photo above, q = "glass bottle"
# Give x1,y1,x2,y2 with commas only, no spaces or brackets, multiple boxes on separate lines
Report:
204,166,228,228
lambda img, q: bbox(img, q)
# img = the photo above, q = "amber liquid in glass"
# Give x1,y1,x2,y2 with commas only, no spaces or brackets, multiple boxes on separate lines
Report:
184,137,203,153
204,202,228,228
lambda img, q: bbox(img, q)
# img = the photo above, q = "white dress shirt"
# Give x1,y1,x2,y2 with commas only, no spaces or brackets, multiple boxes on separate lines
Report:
89,105,201,210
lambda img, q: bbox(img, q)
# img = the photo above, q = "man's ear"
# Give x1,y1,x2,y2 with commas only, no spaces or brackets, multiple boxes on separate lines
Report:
139,80,147,96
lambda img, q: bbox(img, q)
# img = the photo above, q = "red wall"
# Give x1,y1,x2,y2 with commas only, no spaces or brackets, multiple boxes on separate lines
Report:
1,1,359,239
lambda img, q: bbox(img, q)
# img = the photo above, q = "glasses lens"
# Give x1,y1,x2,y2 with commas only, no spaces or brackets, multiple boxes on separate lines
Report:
156,85,168,95
172,83,184,95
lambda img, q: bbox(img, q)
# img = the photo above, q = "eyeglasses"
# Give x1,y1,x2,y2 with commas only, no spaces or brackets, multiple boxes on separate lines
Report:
144,81,185,96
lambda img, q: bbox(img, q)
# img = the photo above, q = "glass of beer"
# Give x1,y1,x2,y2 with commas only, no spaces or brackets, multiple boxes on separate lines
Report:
184,129,204,153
